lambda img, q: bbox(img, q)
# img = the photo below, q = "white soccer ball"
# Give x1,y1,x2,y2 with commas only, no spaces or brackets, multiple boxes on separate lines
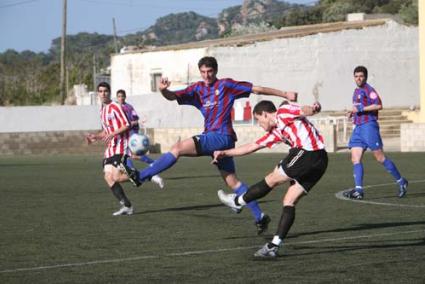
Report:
129,133,150,155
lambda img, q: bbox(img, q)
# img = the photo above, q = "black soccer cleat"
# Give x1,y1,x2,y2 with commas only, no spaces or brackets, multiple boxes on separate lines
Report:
256,214,271,235
343,189,364,200
120,162,142,187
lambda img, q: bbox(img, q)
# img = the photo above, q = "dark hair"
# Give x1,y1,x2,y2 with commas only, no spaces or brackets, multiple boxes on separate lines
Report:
353,66,368,80
116,89,126,97
253,100,277,115
97,82,111,92
198,56,218,71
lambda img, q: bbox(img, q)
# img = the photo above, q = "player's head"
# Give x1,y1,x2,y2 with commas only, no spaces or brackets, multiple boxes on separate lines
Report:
116,89,126,104
198,56,218,85
97,82,111,104
253,100,277,131
353,66,368,87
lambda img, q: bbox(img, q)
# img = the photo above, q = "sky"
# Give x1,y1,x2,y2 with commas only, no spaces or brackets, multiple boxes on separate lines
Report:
0,0,316,53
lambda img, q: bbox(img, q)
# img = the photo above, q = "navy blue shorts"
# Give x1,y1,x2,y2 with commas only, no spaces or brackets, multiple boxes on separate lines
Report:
192,132,236,173
348,121,383,151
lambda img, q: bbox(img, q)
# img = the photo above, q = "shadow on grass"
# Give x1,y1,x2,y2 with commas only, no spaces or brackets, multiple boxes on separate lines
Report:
134,200,273,215
291,221,425,238
165,174,220,180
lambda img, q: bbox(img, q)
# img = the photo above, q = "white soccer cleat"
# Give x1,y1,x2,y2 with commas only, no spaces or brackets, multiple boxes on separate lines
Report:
254,243,279,258
151,175,165,189
217,190,242,212
112,206,134,216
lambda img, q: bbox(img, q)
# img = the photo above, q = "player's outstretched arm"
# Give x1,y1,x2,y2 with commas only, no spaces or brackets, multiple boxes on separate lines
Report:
85,130,105,144
212,142,264,163
159,77,177,101
252,86,298,102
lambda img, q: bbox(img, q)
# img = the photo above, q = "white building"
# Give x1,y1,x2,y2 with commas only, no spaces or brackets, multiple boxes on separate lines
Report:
111,19,419,129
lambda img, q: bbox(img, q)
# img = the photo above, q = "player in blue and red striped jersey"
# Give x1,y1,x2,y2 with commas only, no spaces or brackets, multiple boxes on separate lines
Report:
116,89,164,188
344,66,408,200
122,56,297,234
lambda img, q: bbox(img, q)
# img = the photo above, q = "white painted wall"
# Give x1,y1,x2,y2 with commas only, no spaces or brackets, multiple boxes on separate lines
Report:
110,20,418,129
0,106,101,133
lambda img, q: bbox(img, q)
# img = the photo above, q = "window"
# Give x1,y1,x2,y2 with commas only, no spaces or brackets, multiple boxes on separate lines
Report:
150,73,162,92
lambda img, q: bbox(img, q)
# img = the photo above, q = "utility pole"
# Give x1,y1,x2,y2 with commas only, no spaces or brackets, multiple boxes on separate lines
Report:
113,17,118,53
92,53,96,91
60,0,67,104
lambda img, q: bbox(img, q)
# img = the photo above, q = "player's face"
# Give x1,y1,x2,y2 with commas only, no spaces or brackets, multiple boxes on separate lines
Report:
254,112,273,131
97,86,111,104
199,65,217,85
354,72,367,87
116,93,126,104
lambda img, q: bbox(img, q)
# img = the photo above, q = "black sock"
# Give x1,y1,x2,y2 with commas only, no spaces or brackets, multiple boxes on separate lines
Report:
242,179,273,203
110,182,131,207
276,206,295,239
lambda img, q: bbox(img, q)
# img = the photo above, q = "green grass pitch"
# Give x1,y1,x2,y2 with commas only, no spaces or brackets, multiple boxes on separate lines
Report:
0,152,424,283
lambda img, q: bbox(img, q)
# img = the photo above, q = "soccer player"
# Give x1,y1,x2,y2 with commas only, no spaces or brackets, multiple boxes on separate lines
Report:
343,66,408,200
86,82,135,216
116,89,164,189
123,56,297,234
215,100,327,258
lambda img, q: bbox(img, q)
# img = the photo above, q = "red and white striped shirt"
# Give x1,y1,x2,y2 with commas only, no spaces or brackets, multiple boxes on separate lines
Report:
100,101,130,158
256,103,325,151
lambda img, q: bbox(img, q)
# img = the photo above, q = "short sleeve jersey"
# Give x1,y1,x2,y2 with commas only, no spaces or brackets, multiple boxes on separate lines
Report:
352,83,382,125
255,103,325,151
175,78,253,140
121,102,140,133
100,101,130,158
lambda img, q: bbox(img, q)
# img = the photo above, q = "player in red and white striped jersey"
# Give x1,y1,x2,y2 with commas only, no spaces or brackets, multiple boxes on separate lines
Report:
214,100,328,258
86,82,135,216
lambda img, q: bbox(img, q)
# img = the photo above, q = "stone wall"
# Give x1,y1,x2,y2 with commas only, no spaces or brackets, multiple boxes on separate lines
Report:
0,130,104,155
0,124,336,156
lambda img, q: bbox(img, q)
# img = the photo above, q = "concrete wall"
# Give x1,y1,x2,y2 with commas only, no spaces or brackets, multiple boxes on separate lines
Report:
0,105,101,133
110,20,418,129
401,123,425,152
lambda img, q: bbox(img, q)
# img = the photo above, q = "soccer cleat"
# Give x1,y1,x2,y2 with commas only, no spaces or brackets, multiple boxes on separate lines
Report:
343,189,364,200
254,243,279,258
217,190,243,212
112,206,134,216
398,178,408,198
120,162,142,187
151,175,165,189
256,214,271,235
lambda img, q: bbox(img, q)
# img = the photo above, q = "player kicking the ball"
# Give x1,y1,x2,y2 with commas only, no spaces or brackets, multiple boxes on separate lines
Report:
215,100,328,258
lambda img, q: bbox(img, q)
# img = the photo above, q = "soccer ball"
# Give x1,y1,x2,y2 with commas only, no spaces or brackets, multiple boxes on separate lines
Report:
129,133,150,155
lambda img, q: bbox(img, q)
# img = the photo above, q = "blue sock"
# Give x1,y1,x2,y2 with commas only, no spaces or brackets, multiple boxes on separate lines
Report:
235,183,263,222
140,155,155,165
138,152,177,182
353,163,364,192
126,158,135,169
382,158,402,181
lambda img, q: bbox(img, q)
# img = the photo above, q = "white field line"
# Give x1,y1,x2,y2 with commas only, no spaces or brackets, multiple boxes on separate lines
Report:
1,229,424,274
336,179,425,208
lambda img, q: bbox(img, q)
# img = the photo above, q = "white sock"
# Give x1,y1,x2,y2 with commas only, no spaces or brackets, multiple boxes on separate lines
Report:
271,235,282,246
237,195,247,206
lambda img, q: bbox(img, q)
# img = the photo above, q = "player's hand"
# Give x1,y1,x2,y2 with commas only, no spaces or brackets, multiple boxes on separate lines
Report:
346,110,353,119
102,133,114,144
131,153,140,160
159,77,171,91
212,150,226,164
312,101,321,113
285,91,298,102
85,133,96,144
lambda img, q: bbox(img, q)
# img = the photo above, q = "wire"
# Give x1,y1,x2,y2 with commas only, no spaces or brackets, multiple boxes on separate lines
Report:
0,0,38,8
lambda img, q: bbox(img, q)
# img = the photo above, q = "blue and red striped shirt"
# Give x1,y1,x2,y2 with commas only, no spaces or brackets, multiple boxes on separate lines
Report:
175,78,253,140
352,83,382,125
121,102,140,134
